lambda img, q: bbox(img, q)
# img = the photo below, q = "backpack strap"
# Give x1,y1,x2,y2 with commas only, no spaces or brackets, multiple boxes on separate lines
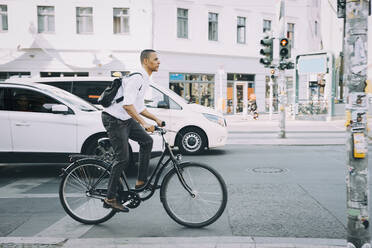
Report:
127,72,143,92
115,72,143,104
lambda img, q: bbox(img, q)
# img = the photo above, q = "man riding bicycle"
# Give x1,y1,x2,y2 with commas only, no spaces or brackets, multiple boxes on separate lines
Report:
101,49,164,212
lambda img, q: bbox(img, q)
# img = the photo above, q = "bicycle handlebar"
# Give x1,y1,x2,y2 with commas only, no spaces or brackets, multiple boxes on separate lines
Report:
154,121,166,134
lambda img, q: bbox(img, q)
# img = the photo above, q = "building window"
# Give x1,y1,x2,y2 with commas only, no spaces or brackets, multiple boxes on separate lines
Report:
263,19,271,33
208,12,218,41
40,72,89,77
37,6,55,33
76,7,93,34
113,8,129,34
0,5,8,32
169,73,215,108
0,72,30,81
177,8,188,38
287,23,295,48
237,16,246,44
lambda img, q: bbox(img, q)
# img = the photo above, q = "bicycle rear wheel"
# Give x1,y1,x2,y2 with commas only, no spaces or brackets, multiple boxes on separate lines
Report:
160,162,228,228
59,159,116,224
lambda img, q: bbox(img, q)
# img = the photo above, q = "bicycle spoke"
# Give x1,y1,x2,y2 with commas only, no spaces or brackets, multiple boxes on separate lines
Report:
69,172,89,190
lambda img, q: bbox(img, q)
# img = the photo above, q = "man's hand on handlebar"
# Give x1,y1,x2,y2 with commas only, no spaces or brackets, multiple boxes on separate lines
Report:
155,119,165,127
143,123,155,133
144,120,165,133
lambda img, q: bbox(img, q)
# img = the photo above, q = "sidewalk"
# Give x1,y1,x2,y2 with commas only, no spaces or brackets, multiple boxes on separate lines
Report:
224,113,372,145
0,236,346,248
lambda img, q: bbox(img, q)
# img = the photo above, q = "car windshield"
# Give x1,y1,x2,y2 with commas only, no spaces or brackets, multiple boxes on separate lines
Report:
152,84,188,104
37,84,98,112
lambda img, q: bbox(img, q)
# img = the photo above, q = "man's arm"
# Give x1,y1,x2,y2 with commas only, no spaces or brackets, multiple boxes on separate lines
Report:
123,105,154,132
140,109,163,126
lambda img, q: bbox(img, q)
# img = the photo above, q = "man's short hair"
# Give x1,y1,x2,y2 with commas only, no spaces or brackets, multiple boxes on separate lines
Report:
140,49,156,64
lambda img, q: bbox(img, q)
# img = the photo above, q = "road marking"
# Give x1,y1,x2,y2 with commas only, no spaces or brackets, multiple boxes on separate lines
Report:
0,193,58,198
0,178,52,196
35,201,106,238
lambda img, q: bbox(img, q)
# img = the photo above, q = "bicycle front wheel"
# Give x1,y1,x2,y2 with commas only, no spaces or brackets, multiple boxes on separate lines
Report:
59,159,116,224
160,162,228,228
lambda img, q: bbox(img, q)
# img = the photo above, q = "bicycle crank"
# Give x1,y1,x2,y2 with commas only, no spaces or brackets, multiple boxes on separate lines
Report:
118,190,141,208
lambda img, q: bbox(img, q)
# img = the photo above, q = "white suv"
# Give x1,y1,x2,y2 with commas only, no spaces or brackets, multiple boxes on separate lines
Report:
0,81,162,163
7,77,228,154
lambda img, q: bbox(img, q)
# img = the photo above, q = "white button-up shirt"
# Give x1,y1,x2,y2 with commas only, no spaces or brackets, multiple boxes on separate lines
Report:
104,67,151,121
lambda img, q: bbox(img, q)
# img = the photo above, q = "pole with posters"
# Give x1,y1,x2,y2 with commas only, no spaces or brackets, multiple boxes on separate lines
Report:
277,0,286,138
342,0,370,247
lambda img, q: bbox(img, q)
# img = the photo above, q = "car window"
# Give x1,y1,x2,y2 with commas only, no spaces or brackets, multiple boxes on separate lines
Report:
72,81,111,104
169,97,182,110
0,88,5,110
41,81,73,93
145,86,168,108
37,84,98,112
10,88,61,113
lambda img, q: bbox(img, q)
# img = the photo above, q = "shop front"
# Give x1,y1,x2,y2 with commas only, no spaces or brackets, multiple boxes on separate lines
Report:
226,73,255,115
169,73,215,108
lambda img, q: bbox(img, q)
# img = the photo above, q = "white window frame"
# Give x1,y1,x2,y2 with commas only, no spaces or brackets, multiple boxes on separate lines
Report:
287,23,295,48
113,8,129,34
208,12,218,41
263,19,271,33
0,5,8,32
76,7,93,34
37,6,55,33
237,16,246,44
177,8,188,39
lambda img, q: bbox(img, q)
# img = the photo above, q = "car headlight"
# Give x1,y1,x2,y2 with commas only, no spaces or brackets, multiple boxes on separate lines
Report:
202,113,226,127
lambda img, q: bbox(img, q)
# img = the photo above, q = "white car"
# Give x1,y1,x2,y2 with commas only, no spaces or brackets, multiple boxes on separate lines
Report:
0,81,162,163
7,77,228,154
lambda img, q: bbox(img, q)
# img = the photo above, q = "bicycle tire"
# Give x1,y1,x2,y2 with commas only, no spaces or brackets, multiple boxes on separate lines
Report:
160,162,228,228
59,159,116,224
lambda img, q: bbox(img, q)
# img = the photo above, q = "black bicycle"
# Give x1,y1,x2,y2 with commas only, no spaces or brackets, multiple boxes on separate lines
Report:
59,126,228,228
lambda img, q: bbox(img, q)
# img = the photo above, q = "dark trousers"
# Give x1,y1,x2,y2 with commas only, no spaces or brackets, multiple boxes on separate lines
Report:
101,112,153,199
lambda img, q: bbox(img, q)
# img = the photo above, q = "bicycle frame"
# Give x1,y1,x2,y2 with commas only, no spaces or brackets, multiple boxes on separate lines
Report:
89,128,195,202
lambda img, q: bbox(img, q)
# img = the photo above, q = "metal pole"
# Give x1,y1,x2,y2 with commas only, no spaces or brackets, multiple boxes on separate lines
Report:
278,68,286,138
344,1,370,247
269,77,274,120
278,0,286,138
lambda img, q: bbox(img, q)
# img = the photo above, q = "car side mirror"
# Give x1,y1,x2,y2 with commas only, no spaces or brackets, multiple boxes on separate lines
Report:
51,104,69,114
157,101,169,109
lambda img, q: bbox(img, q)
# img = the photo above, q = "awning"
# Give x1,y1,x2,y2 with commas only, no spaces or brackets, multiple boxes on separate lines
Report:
0,49,26,65
58,51,114,69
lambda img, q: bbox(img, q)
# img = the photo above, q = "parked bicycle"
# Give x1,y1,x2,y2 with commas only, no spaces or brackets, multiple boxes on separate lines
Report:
59,125,228,228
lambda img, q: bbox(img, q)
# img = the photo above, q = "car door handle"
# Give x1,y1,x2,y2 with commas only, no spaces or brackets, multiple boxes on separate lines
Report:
15,123,30,127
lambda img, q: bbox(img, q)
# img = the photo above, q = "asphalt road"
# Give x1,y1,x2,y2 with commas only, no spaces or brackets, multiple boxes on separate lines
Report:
0,144,371,240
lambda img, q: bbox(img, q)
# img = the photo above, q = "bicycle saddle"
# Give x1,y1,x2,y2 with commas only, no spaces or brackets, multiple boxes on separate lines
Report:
98,137,111,149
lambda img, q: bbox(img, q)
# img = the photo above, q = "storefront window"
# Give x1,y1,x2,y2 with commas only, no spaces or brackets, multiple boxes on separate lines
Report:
169,73,215,108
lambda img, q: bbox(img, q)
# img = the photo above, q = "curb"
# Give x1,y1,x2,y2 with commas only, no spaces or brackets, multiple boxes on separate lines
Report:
0,236,346,248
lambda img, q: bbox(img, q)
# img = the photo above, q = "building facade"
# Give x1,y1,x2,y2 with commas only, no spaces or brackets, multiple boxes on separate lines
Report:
0,0,322,114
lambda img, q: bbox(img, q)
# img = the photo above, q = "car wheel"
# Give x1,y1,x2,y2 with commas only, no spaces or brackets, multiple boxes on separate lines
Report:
177,128,206,155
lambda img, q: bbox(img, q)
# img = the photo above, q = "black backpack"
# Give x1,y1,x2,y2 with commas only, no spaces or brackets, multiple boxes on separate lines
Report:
98,72,142,108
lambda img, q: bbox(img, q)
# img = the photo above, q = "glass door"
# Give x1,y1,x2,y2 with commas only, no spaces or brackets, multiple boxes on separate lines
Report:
234,82,247,114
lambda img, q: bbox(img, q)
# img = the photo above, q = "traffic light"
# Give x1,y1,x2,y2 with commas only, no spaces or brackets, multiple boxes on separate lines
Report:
279,38,291,60
259,36,273,67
